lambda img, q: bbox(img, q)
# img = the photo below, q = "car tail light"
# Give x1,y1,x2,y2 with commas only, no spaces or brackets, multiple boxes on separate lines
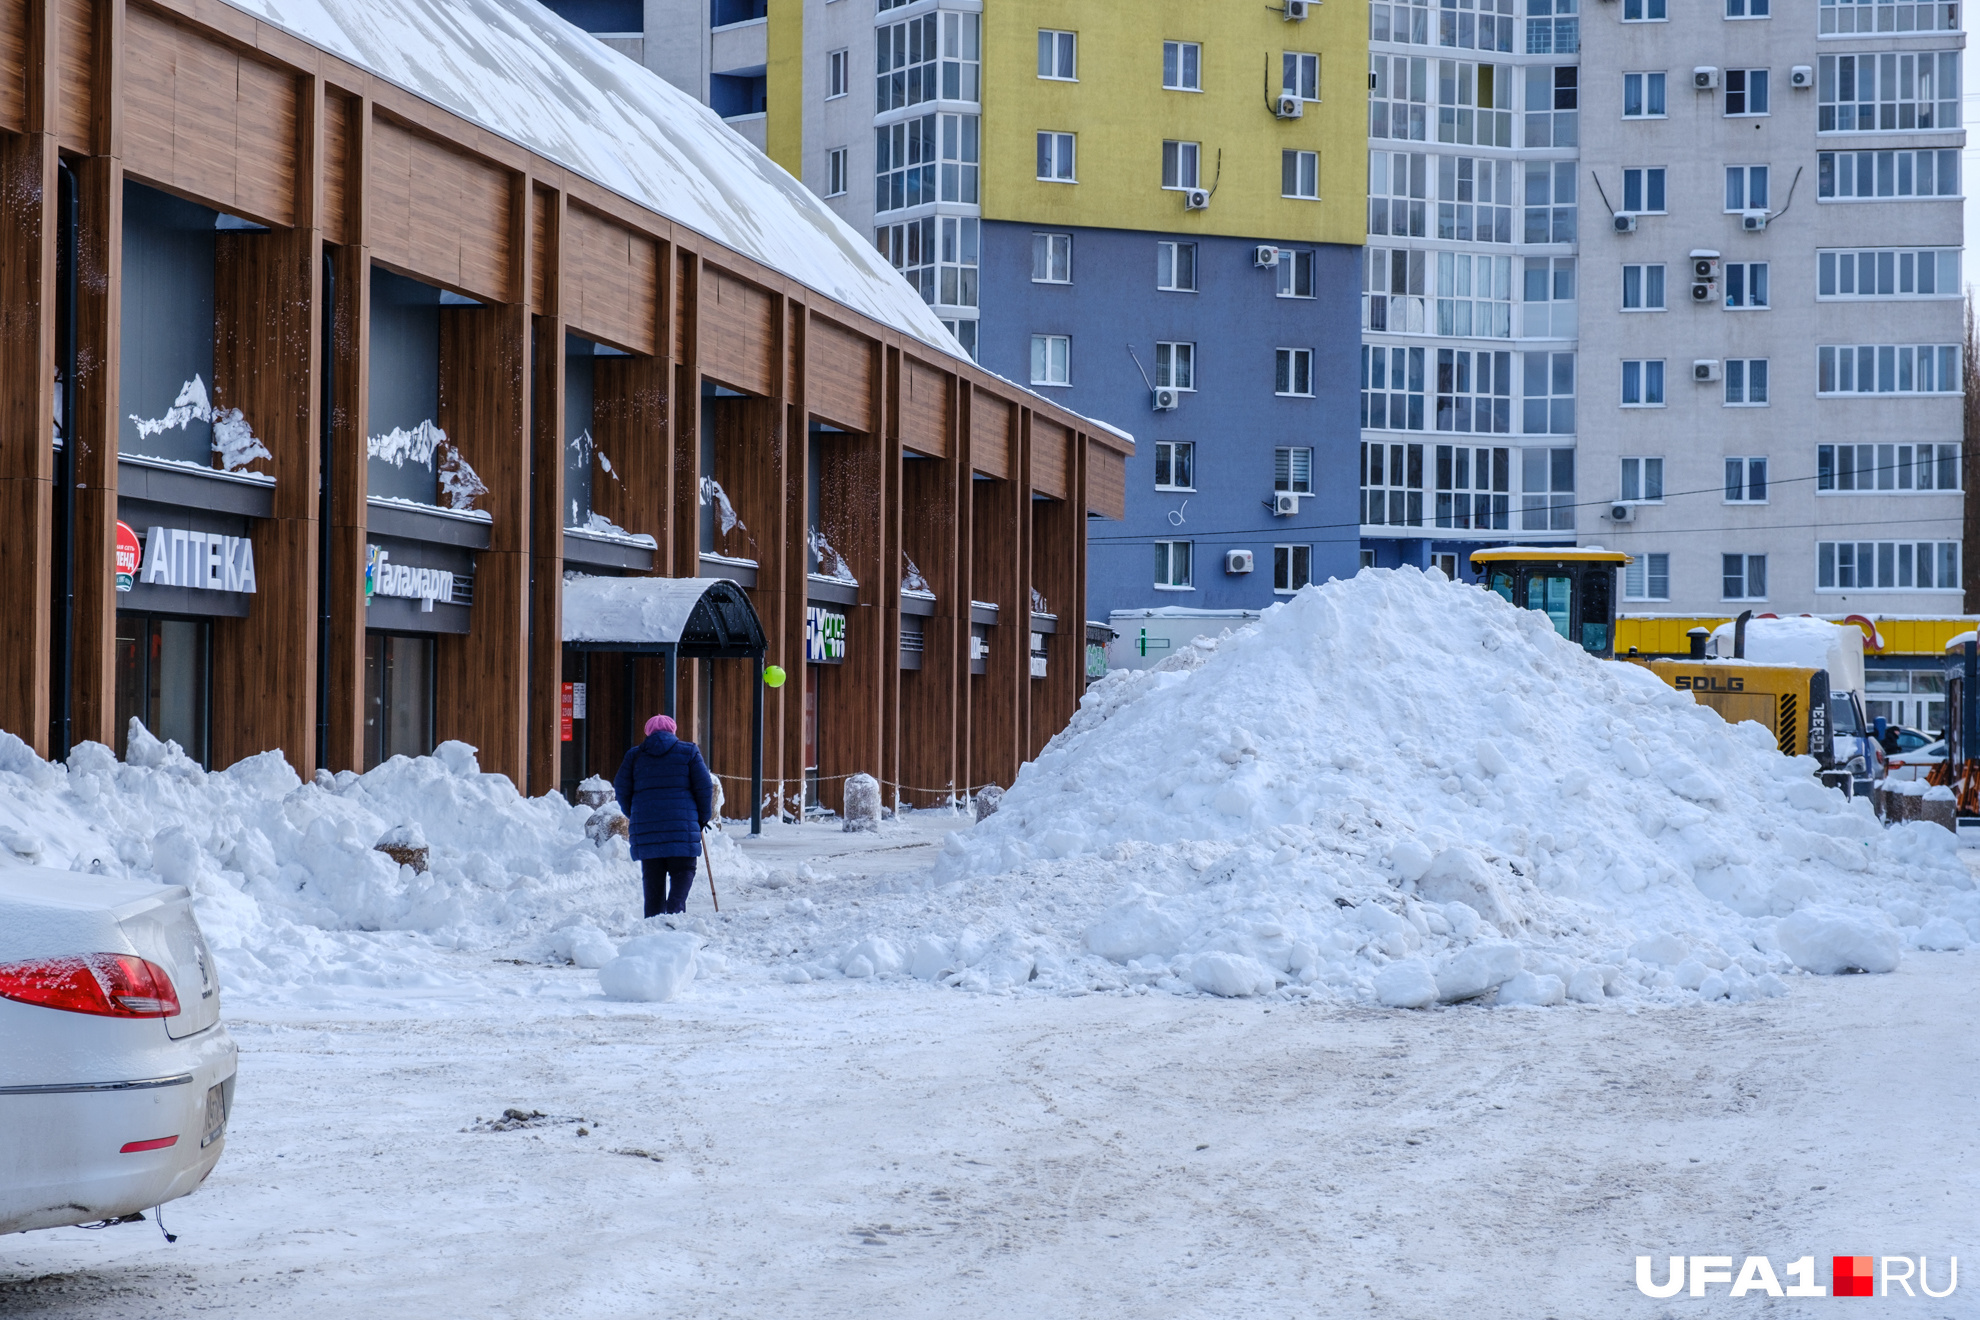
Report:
0,954,181,1018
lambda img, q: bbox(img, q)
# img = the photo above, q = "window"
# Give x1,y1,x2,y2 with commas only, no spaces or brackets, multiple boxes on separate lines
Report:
1725,165,1769,211
1523,160,1576,243
1622,263,1666,310
1521,446,1575,530
826,147,848,198
1436,349,1513,433
1724,69,1769,115
1283,150,1320,198
1370,150,1429,237
1162,140,1202,190
1276,349,1314,396
1440,63,1513,149
940,12,980,100
1819,249,1962,298
1818,53,1958,132
1275,447,1306,492
1370,0,1517,50
1522,351,1574,434
1624,0,1667,18
1625,553,1670,601
1724,457,1769,501
1155,342,1195,391
1277,249,1316,297
1621,359,1665,406
1526,0,1579,54
1820,0,1960,35
828,48,849,99
1030,334,1069,386
1371,55,1430,142
1724,262,1769,308
1157,241,1198,292
1163,40,1201,91
1274,545,1313,593
1362,345,1427,432
874,115,934,212
1724,360,1769,404
1436,155,1515,243
1037,132,1075,182
1522,256,1576,337
876,215,976,309
1622,166,1666,213
1725,0,1768,15
1437,253,1513,337
1155,441,1194,490
1361,549,1377,569
942,318,977,359
1154,540,1193,589
1620,456,1664,502
1435,444,1511,529
876,14,936,111
1817,149,1959,199
1364,247,1426,331
1817,345,1960,394
1363,441,1426,525
1284,52,1319,101
1723,553,1767,600
1623,71,1667,118
1819,443,1962,491
1524,65,1578,146
1032,232,1071,283
1819,541,1961,591
1038,29,1076,80
938,218,979,308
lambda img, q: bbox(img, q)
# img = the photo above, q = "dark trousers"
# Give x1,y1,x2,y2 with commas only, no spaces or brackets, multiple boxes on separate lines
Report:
641,856,697,917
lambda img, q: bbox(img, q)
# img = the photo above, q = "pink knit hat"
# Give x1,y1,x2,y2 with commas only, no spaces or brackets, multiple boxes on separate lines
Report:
644,714,677,737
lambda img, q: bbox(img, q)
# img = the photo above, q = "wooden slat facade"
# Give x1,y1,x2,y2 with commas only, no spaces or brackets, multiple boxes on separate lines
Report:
0,0,1129,808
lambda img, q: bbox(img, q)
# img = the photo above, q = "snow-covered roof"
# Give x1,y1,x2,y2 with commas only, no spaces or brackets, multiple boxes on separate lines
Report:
562,574,763,651
218,0,962,356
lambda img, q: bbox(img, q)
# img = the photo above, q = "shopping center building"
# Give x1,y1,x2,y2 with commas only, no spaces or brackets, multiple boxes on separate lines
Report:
0,0,1128,817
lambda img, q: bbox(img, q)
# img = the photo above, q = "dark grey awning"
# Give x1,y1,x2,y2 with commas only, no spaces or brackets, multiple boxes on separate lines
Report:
562,575,764,657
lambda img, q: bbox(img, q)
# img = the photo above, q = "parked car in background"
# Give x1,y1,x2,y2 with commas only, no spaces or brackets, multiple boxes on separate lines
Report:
1883,737,1946,785
1,868,236,1235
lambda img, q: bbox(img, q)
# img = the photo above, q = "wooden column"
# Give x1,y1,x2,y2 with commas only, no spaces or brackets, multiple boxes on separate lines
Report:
774,303,808,816
323,96,370,772
708,392,785,814
526,185,564,796
968,426,1022,794
69,152,121,748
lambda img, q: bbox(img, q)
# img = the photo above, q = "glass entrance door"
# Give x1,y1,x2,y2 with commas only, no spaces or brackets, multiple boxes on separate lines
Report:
363,632,435,769
114,614,212,766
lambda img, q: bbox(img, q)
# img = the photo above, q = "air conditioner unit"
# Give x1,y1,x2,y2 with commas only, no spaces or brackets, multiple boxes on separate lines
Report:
1741,210,1769,232
1253,244,1281,268
1693,359,1722,383
1275,94,1304,119
1694,66,1720,90
1790,65,1813,89
1613,213,1638,234
1283,0,1310,18
1272,491,1301,516
1225,549,1256,575
1183,187,1211,211
1691,282,1715,303
1152,387,1181,411
1690,250,1721,280
1609,503,1636,523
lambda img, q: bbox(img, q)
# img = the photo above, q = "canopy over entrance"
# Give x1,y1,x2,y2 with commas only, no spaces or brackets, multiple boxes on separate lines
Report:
562,575,767,832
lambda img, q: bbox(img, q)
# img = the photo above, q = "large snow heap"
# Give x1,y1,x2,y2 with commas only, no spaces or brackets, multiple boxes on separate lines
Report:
927,568,1974,1004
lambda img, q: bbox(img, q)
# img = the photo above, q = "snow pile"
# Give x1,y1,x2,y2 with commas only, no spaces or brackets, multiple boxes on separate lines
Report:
904,569,1977,1004
1709,616,1865,694
0,724,760,1007
127,374,272,473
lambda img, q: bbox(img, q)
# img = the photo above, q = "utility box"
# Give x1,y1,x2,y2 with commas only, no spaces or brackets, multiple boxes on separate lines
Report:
1104,608,1262,672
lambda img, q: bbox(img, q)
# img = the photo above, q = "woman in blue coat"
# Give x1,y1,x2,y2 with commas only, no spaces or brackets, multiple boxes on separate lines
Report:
612,714,716,917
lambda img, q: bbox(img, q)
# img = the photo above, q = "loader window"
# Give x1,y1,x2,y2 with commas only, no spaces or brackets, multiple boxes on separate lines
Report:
1525,574,1572,641
1578,570,1611,655
1487,570,1516,603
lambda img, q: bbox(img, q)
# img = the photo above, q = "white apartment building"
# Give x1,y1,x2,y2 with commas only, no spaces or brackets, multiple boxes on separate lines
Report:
1360,0,1588,568
1578,0,1964,616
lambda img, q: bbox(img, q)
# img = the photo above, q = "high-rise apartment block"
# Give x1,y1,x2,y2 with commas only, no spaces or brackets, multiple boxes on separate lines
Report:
542,0,1371,622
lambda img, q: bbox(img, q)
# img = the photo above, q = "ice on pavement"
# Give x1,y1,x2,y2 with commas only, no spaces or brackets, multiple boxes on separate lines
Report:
0,569,1974,1011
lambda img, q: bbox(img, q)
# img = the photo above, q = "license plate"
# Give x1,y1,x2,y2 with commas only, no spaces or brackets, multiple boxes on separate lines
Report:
200,1083,227,1149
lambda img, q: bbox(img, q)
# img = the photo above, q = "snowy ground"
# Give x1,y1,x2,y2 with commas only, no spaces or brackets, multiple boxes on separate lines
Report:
4,820,1974,1320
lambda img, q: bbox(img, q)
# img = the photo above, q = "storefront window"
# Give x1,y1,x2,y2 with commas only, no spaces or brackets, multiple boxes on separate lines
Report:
363,632,435,769
115,614,212,766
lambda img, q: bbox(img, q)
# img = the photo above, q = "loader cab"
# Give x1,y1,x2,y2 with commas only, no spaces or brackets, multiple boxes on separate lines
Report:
1469,549,1631,659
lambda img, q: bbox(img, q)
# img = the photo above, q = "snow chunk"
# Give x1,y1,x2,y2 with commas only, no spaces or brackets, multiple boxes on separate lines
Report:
1776,909,1901,975
599,931,700,1001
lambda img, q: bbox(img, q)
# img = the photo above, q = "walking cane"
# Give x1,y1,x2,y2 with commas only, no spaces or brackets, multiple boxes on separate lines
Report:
700,825,721,913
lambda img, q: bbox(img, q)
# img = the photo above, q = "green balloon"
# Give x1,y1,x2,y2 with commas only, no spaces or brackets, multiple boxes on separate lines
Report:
763,664,787,689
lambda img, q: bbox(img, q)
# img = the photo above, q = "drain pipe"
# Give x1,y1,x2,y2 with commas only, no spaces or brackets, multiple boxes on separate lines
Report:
51,160,79,761
1733,609,1753,660
314,252,335,769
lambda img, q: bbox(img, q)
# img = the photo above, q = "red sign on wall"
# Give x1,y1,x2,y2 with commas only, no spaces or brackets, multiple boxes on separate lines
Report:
560,683,574,742
113,522,141,592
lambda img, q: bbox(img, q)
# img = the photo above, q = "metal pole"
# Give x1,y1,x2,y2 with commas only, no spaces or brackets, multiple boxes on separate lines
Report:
750,654,764,836
625,653,636,749
664,645,677,718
